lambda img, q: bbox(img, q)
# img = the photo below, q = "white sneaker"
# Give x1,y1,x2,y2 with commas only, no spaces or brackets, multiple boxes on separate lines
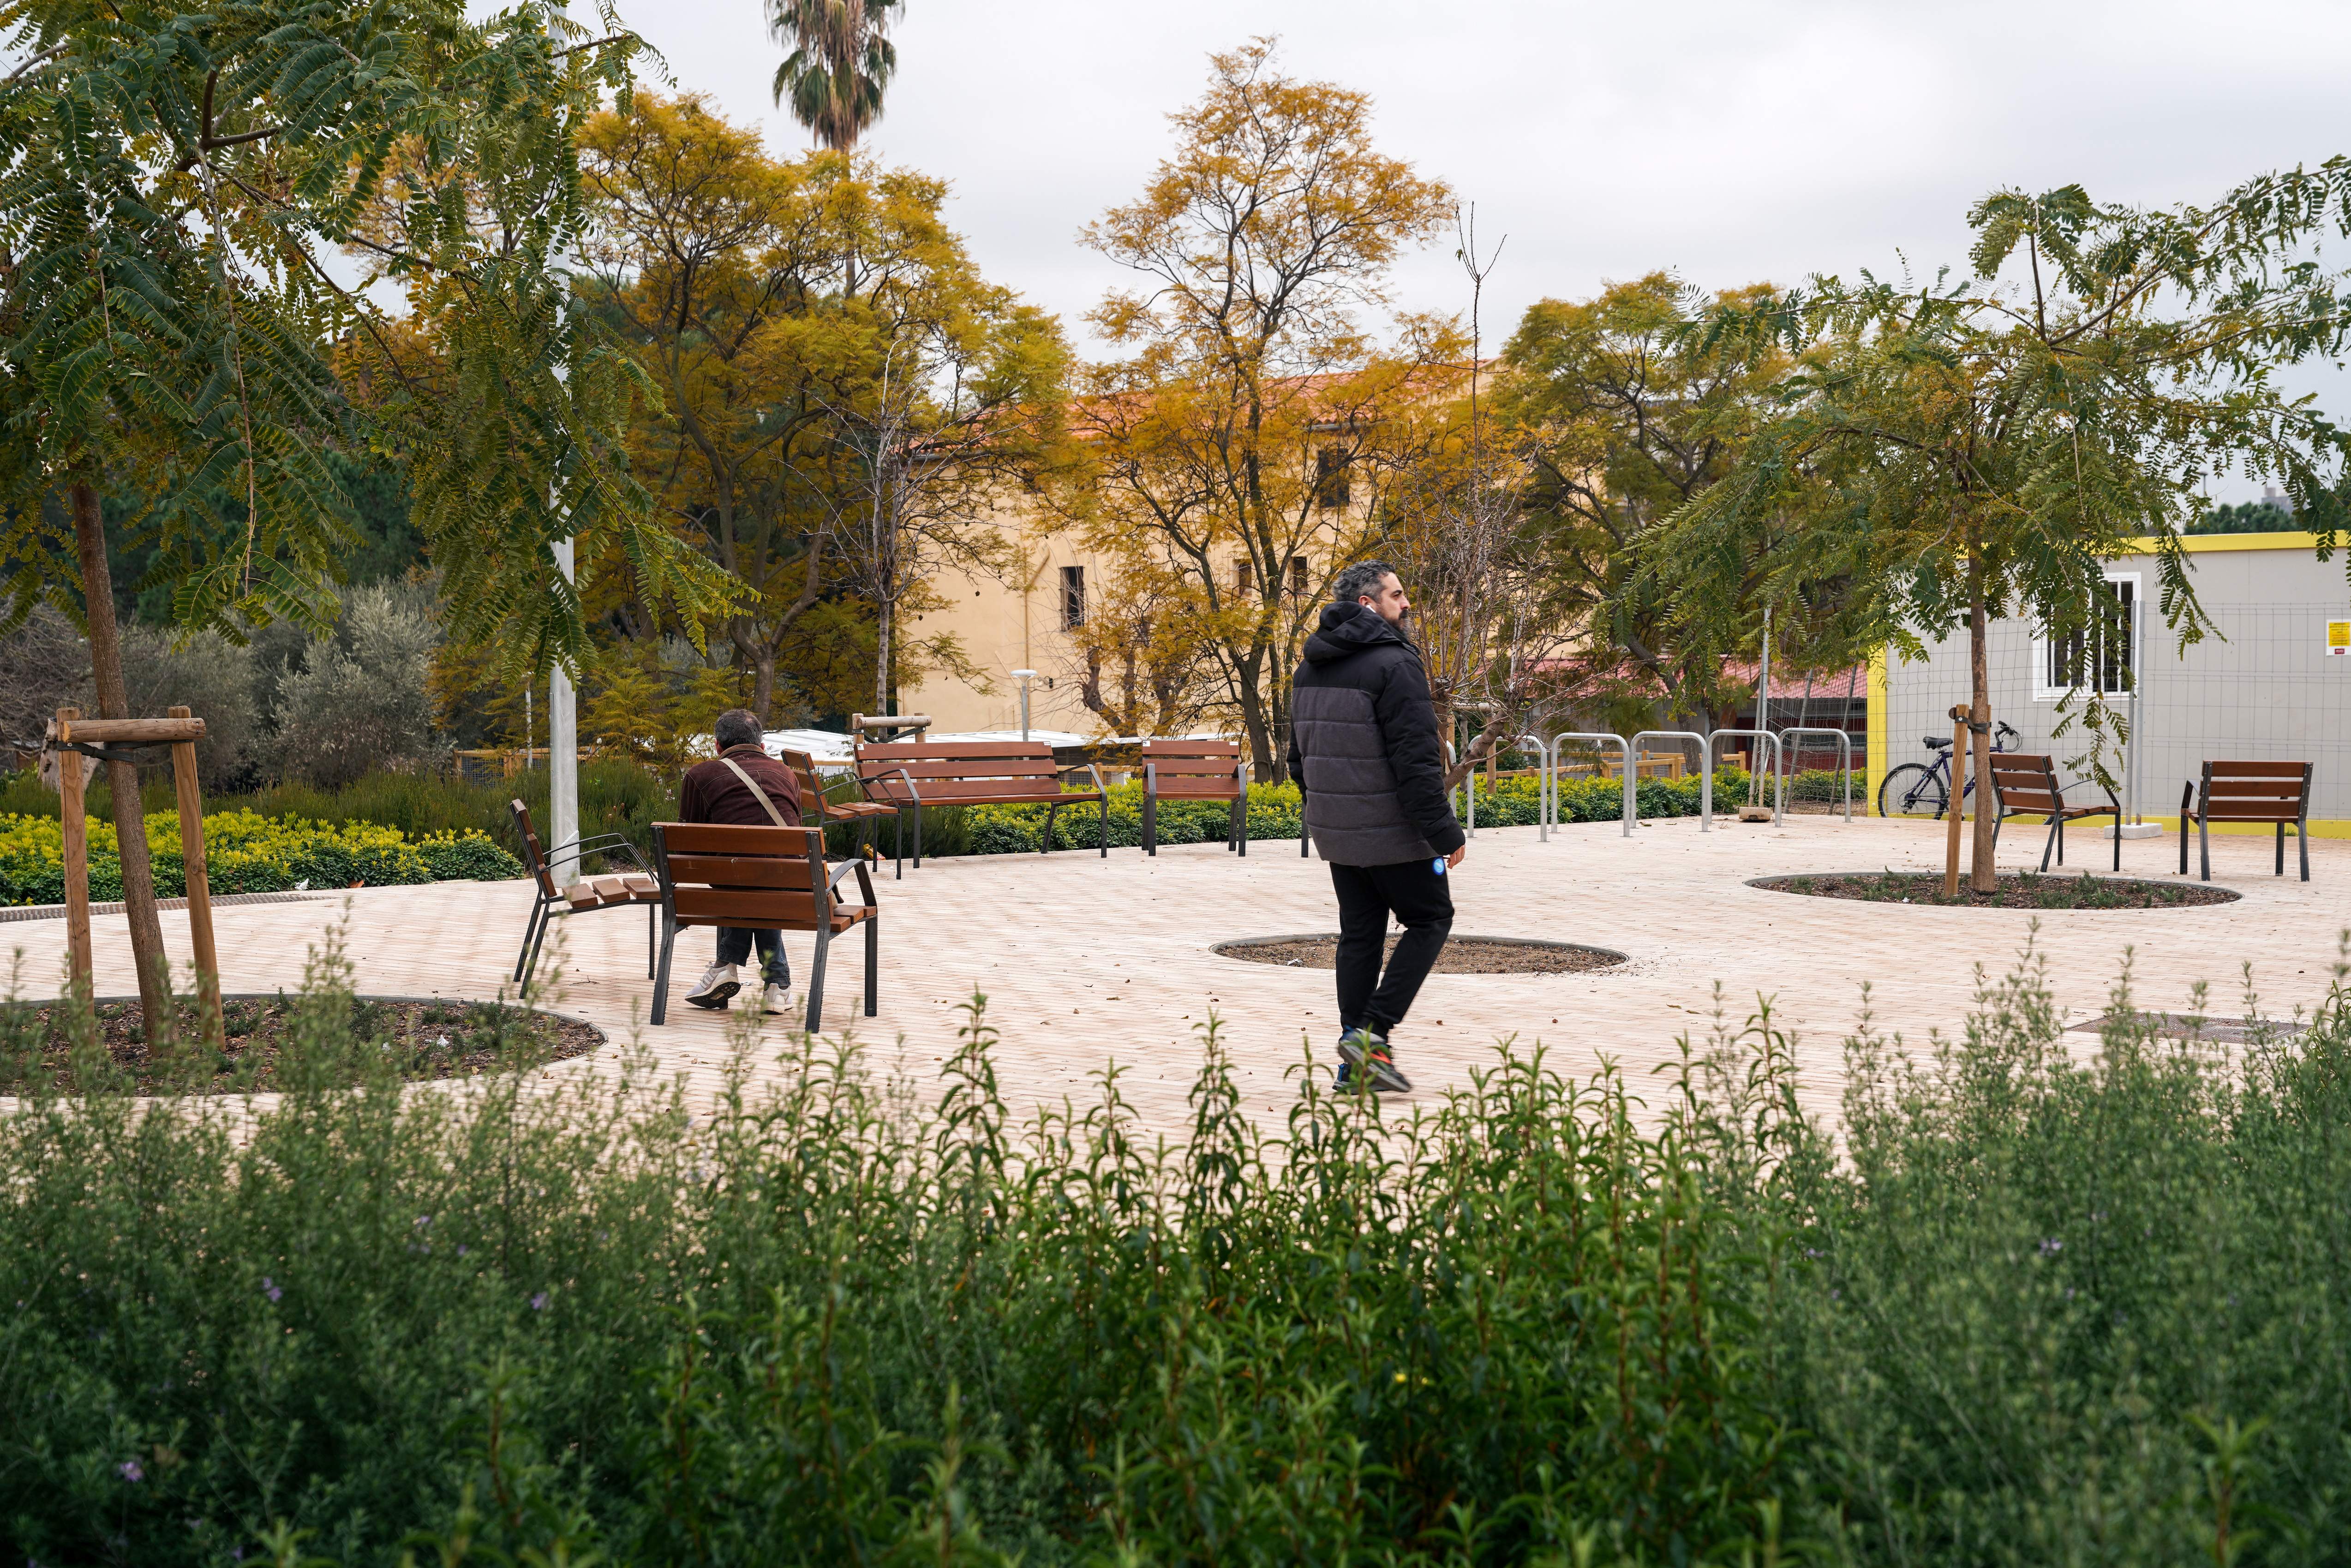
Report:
761,983,791,1016
684,962,740,1009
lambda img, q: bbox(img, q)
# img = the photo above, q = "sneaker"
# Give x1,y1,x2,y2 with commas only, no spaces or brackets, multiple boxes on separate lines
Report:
684,962,741,1009
761,982,791,1016
1336,1028,1411,1093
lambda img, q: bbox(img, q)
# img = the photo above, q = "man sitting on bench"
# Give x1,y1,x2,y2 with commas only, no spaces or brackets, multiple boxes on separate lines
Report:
678,708,804,1014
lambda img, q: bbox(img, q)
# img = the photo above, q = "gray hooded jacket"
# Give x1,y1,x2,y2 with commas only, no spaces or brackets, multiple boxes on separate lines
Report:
1285,603,1465,866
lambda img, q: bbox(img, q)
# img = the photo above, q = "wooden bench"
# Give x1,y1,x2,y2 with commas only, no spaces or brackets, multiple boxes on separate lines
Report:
777,747,899,860
855,739,1107,876
1987,754,2119,873
509,799,658,990
1142,738,1249,857
2182,760,2314,882
648,821,879,1030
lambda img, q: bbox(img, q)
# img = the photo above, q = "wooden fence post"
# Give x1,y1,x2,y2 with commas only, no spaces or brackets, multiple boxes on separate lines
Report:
54,707,93,992
168,706,222,1048
1944,704,1969,900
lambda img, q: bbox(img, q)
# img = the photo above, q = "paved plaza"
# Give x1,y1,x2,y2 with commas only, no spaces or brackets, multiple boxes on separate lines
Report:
10,815,2349,1137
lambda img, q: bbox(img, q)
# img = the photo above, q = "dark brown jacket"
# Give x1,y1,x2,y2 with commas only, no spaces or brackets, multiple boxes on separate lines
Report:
679,745,803,828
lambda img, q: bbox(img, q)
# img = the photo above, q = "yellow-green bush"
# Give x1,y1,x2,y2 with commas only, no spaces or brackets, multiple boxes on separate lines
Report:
0,810,521,906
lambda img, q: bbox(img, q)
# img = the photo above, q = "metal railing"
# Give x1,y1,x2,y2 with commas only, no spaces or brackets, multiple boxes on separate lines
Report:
1776,726,1854,824
1633,730,1716,832
1551,732,1633,837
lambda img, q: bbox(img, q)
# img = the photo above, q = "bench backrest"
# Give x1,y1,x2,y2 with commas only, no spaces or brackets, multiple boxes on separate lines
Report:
775,749,842,817
1142,738,1244,794
652,821,831,930
2198,760,2313,823
856,739,1063,801
509,799,561,898
1986,754,2064,816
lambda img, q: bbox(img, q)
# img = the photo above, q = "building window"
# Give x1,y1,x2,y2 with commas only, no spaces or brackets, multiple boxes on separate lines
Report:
1236,556,1254,595
2034,574,2136,699
1315,446,1351,509
1060,564,1086,629
1287,555,1310,598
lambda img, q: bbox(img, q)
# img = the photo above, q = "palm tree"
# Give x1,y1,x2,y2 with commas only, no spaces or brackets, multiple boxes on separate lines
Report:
767,0,903,151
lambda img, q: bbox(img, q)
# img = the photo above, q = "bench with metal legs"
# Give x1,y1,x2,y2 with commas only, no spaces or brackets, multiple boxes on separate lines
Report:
2181,761,2314,882
1986,754,2119,873
648,821,880,1031
508,799,658,991
855,740,1108,876
1142,738,1249,856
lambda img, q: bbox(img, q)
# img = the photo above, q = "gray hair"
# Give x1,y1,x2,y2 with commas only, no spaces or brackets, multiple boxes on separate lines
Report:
1331,559,1399,606
713,708,764,751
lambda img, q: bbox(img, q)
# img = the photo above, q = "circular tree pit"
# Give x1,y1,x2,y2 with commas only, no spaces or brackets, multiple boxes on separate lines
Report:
1749,870,2240,910
1215,934,1627,974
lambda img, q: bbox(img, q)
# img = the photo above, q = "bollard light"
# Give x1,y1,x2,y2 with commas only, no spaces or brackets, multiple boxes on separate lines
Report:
1011,669,1037,741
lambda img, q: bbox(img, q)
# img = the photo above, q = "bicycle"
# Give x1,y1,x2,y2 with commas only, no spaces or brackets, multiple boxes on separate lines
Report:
1875,720,2019,819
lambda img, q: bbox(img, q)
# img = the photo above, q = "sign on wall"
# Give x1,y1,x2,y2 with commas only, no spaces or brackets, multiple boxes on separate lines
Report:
2331,619,2351,656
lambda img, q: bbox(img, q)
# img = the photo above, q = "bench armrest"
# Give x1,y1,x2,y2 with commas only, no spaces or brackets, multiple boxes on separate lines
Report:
860,766,921,807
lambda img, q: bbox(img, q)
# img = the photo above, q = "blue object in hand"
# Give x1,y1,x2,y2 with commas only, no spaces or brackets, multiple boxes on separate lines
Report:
1432,857,1447,876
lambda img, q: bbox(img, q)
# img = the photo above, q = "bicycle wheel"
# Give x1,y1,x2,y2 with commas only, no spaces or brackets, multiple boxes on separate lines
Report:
1876,762,1947,819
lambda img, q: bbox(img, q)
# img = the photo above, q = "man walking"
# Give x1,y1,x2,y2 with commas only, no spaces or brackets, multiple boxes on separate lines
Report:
1287,560,1465,1093
678,708,804,1014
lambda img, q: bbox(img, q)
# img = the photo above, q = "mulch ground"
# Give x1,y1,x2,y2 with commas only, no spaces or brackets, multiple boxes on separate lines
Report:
1752,871,2240,910
1219,936,1625,975
4,996,604,1096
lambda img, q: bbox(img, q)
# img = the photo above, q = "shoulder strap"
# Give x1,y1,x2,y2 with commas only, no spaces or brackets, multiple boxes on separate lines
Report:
718,755,791,829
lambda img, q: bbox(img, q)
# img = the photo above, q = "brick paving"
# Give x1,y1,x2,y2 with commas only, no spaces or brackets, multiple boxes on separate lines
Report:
9,815,2347,1137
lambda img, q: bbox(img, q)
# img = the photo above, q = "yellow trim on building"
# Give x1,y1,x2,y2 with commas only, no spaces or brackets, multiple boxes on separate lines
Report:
2122,529,2322,554
1865,648,1888,816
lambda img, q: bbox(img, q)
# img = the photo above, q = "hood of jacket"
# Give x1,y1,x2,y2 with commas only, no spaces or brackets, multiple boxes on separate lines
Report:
1302,602,1412,665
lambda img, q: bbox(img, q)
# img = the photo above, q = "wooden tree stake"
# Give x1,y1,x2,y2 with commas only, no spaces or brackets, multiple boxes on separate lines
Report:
1944,704,1969,900
168,706,223,1048
54,707,93,991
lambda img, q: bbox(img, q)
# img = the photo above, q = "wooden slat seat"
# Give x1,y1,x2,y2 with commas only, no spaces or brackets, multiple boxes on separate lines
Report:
649,821,880,1029
509,800,659,990
2182,760,2314,882
776,748,898,863
1987,755,2119,872
1141,738,1249,857
855,739,1108,876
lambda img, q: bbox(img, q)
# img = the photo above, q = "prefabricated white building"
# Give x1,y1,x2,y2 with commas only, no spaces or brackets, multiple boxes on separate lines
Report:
1868,532,2351,834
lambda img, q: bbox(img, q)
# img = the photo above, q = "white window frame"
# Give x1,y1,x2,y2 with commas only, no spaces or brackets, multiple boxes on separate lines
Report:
2033,572,2139,702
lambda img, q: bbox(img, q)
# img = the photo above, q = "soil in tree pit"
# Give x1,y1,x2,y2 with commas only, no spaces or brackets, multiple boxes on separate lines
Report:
2,996,602,1096
1754,870,2239,910
1219,936,1625,974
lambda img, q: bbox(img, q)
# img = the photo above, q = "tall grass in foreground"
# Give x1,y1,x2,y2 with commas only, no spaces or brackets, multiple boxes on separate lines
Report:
0,937,2346,1566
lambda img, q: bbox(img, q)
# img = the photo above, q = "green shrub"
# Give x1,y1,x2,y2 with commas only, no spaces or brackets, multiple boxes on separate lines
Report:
0,809,520,906
6,936,2346,1564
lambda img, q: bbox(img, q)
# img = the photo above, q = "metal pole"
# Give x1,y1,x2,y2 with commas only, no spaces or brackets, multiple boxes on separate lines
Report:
1011,669,1036,741
1756,607,1772,796
549,536,578,885
2126,595,2142,826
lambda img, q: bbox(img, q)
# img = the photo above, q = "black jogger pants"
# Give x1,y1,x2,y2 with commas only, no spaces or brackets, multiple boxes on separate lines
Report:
1329,857,1454,1037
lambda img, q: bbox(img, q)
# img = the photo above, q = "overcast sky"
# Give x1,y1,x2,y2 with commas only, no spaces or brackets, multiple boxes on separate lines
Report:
633,0,2351,501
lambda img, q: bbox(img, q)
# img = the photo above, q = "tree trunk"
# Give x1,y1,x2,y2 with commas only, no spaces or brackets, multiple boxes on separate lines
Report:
1968,589,1997,894
752,649,776,726
71,482,172,1034
875,590,893,715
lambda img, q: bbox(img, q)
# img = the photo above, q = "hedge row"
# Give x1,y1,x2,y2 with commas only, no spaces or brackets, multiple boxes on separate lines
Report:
0,809,523,906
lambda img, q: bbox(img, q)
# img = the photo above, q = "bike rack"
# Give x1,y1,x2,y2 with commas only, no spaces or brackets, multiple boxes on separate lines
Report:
1704,728,1780,823
1514,734,1552,842
1551,732,1633,837
1631,730,1714,832
1776,726,1854,824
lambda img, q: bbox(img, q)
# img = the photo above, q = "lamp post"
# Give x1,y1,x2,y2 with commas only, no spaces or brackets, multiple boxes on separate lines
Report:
1011,670,1037,741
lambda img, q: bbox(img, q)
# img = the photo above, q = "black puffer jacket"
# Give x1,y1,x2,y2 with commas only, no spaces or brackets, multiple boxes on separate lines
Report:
1285,603,1464,866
